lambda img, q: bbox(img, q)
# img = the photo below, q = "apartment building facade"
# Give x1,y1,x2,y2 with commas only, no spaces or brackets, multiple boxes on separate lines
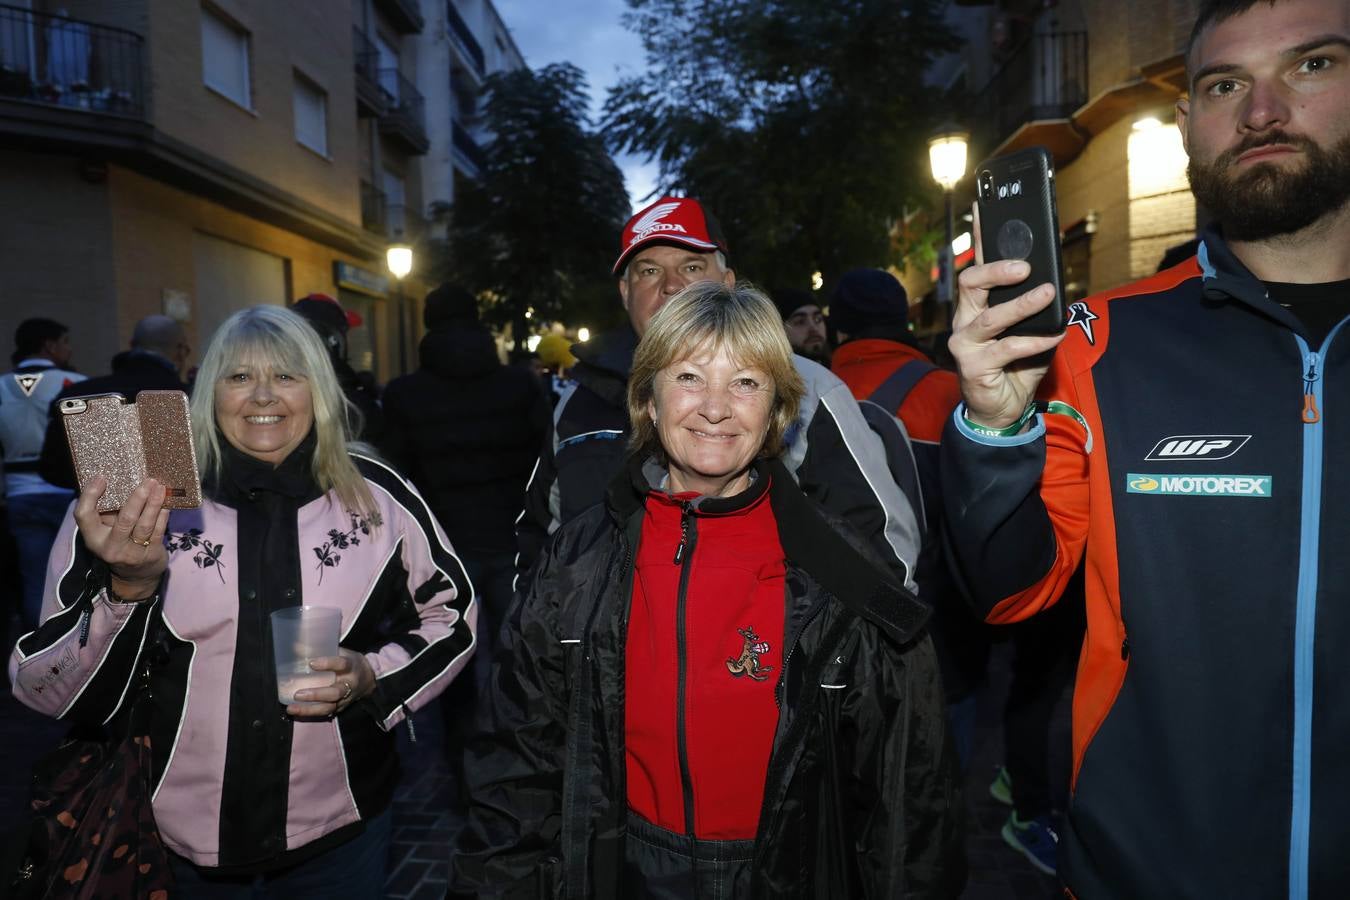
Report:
417,0,523,223
906,0,1201,330
0,0,470,382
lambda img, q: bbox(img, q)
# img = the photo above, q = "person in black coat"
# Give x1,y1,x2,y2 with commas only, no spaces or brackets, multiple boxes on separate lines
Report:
378,283,550,760
38,314,190,489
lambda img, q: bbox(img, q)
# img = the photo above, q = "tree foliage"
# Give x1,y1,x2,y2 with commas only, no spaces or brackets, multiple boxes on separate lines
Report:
447,63,631,343
603,0,961,287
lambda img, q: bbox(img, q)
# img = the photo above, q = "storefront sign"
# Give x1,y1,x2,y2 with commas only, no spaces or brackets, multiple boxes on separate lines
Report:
334,261,389,297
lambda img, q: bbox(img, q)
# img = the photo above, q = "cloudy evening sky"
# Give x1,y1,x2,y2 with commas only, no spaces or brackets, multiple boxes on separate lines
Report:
492,0,659,212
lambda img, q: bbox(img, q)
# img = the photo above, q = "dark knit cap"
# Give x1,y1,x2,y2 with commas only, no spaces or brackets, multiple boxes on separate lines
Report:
830,268,908,335
424,283,479,329
768,287,819,321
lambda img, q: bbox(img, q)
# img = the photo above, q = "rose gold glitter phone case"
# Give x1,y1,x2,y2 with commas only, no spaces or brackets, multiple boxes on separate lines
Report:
60,391,201,512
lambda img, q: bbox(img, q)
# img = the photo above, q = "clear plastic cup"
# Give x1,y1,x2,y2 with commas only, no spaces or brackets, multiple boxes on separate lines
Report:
271,606,341,704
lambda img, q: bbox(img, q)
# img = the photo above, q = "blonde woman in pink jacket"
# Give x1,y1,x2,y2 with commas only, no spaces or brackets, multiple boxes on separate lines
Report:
10,305,477,897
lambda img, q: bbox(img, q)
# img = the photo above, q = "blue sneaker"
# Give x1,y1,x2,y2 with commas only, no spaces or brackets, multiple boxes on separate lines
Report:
1001,812,1058,876
989,766,1013,806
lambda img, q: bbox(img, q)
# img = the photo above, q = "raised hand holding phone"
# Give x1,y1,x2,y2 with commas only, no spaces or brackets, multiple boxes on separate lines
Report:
948,203,1066,431
73,475,170,600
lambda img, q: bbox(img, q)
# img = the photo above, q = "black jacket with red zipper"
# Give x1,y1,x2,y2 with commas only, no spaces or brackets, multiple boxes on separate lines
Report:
449,454,964,899
941,225,1350,899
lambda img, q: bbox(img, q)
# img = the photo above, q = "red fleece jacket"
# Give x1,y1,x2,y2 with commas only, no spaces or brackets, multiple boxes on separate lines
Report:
624,486,786,840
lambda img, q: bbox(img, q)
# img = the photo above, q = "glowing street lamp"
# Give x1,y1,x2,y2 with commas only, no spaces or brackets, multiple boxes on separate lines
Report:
386,243,414,373
928,126,969,307
386,244,413,279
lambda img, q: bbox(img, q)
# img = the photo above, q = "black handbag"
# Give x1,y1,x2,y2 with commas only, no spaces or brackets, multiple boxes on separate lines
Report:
5,646,173,899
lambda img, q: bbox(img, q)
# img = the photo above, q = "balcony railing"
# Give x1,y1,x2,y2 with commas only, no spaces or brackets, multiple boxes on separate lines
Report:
375,0,424,35
0,3,146,119
352,26,386,117
452,120,486,174
361,181,387,234
377,68,428,154
971,31,1088,151
445,1,485,77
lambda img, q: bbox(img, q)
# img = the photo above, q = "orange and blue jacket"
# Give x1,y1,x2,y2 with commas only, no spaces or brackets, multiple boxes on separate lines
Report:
941,226,1350,900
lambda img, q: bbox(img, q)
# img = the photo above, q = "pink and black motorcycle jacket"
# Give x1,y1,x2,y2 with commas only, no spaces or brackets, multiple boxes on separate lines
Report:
9,445,476,873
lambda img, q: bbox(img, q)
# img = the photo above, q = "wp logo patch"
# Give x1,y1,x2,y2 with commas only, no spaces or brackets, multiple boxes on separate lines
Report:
1145,435,1251,462
1127,473,1271,498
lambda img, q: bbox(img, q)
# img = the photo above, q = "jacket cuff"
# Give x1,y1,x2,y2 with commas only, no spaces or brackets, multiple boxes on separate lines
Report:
951,404,1045,447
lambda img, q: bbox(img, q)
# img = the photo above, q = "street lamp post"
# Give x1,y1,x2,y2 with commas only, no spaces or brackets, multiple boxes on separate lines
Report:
386,242,413,375
928,127,970,314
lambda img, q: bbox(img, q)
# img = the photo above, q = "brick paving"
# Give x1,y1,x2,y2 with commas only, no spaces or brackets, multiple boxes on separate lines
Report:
1,617,1067,899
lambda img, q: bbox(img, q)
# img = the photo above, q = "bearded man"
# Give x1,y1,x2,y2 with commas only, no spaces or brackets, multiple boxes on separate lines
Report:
939,0,1350,896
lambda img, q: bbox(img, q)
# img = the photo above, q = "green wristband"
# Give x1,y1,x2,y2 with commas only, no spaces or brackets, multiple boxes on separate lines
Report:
961,401,1038,438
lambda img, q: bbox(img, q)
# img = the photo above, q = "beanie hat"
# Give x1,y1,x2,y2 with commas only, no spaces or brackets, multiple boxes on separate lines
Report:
292,293,361,333
424,283,479,329
830,269,908,336
613,196,729,276
768,287,819,321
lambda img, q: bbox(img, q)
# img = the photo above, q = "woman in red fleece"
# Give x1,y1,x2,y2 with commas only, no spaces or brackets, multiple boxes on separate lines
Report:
450,283,963,900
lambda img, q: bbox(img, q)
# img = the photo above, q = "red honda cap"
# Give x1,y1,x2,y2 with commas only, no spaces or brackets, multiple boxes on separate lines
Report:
612,196,729,276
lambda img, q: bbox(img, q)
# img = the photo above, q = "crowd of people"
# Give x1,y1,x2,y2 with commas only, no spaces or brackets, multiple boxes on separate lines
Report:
0,0,1347,895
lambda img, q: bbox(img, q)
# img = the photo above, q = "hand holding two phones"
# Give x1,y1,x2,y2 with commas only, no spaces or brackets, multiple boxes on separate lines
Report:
73,476,171,600
61,390,200,600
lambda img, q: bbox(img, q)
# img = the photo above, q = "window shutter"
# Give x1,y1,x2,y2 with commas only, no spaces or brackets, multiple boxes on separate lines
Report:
201,8,249,107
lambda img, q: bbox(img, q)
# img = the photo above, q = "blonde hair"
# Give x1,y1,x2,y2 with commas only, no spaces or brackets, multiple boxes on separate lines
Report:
191,304,376,517
628,281,805,461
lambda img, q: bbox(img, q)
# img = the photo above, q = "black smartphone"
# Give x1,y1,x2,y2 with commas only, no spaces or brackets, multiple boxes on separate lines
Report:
975,146,1067,336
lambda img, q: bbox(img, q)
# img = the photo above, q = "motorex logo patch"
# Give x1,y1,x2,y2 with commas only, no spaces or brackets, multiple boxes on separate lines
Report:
1127,473,1272,498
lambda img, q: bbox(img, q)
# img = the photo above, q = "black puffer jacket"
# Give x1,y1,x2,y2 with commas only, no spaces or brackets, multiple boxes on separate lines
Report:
380,326,550,555
449,455,965,899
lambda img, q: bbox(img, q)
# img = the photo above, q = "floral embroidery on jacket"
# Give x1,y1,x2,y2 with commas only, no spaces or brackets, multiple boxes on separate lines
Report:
313,511,384,583
166,529,228,584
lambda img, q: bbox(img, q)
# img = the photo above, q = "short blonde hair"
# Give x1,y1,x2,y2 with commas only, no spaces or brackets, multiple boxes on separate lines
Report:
191,305,376,518
628,281,805,461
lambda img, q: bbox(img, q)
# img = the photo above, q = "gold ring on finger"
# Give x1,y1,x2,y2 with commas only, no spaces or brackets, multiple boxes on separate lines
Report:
130,536,152,547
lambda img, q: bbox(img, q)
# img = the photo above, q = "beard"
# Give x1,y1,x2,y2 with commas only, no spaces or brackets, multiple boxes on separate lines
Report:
794,341,831,365
1188,129,1350,241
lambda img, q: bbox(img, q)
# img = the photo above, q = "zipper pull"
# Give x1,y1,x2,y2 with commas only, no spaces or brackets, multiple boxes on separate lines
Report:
402,703,416,742
78,609,91,648
673,502,692,565
1302,352,1321,424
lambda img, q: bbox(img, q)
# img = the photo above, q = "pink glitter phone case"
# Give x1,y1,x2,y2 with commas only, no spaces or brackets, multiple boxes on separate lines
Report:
60,391,201,512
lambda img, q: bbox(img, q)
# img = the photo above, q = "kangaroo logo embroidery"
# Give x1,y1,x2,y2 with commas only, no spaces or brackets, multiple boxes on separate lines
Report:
726,626,774,681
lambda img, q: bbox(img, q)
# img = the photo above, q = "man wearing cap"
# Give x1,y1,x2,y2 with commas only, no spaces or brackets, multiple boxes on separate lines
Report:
291,293,382,442
830,269,959,455
771,287,832,364
516,197,922,591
